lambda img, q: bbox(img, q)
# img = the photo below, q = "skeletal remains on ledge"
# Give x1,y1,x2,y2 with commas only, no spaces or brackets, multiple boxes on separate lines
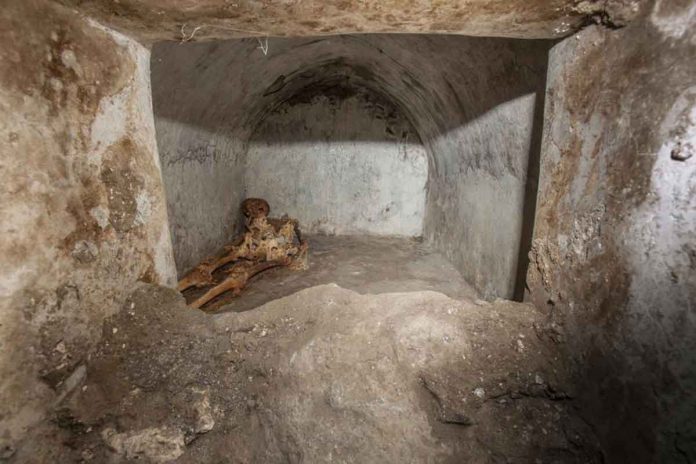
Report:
178,198,309,309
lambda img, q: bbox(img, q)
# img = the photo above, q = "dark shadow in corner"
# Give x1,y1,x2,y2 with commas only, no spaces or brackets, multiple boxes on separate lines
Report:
513,52,548,302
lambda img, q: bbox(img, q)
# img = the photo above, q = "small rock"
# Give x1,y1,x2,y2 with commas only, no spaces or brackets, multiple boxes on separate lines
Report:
516,339,525,352
102,426,185,463
81,448,94,461
671,142,693,161
54,364,86,405
89,206,110,230
54,341,66,354
191,388,215,435
473,387,486,399
71,240,98,263
1,444,16,459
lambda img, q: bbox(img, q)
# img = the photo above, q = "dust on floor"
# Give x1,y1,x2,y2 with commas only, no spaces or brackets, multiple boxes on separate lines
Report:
184,234,479,313
13,283,601,463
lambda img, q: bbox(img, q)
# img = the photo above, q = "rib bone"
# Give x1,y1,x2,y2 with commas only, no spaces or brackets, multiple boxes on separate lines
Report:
177,198,309,307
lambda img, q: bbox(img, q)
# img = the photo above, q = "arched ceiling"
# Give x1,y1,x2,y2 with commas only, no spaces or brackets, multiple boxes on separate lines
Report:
152,34,548,174
151,34,551,298
56,0,641,44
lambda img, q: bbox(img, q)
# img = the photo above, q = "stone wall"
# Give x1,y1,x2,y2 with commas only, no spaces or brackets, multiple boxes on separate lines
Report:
152,36,549,298
0,0,176,454
153,116,246,277
246,88,427,237
424,89,544,299
526,3,696,461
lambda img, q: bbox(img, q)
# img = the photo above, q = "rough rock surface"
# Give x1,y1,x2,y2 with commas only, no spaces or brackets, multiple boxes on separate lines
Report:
525,2,696,462
54,0,644,43
0,0,176,456
12,284,601,463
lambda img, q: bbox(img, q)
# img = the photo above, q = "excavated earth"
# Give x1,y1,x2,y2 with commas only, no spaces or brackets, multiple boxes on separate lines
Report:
14,284,602,463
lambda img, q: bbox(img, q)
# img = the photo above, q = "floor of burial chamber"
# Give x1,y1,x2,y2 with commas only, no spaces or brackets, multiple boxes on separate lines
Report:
183,234,480,313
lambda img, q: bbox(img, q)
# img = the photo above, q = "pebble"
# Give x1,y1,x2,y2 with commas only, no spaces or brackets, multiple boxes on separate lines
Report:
516,339,525,352
55,341,66,354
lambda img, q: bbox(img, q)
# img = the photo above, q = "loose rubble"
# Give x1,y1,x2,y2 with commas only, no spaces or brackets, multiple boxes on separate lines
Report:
12,284,602,463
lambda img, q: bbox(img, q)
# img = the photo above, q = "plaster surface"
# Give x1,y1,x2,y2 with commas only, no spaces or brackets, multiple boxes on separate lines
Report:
152,35,548,297
425,93,542,298
526,4,696,461
246,90,427,237
0,0,175,454
155,121,245,276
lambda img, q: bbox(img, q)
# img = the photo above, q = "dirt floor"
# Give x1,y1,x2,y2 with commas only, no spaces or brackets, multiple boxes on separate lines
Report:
13,279,602,463
183,235,479,312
